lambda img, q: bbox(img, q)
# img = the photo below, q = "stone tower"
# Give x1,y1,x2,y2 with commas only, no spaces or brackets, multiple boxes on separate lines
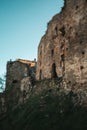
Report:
36,0,87,86
6,59,36,88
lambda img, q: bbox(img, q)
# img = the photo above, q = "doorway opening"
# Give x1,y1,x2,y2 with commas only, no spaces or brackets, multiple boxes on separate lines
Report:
52,63,57,78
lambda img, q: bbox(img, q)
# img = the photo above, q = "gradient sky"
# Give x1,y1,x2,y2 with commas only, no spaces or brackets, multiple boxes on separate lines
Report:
0,0,64,76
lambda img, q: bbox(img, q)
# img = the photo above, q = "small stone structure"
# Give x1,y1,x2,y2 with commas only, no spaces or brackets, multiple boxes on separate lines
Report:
6,59,36,89
36,0,87,86
0,58,36,113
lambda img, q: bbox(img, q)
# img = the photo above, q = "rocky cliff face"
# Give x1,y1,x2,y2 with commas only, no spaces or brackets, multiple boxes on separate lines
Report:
36,0,87,88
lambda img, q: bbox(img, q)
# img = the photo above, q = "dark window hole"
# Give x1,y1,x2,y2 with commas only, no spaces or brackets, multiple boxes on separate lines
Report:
76,5,79,9
61,54,65,61
59,26,65,36
55,26,58,32
51,49,54,57
82,51,85,55
68,81,71,84
80,66,84,70
39,69,42,80
12,80,18,84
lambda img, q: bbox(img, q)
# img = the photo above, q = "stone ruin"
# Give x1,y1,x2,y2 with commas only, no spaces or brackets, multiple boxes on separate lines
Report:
36,0,87,88
0,59,36,115
6,58,36,89
0,0,87,116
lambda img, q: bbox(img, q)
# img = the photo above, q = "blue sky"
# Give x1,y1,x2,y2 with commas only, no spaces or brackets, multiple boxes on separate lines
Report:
0,0,64,76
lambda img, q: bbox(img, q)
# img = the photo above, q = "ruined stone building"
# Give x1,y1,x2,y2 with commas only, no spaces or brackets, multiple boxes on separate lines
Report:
0,59,36,114
36,0,87,86
0,0,87,117
6,59,36,89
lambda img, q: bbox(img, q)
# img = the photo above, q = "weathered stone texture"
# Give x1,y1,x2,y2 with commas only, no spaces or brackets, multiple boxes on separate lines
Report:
6,59,36,89
0,59,36,112
36,0,87,86
4,59,36,109
0,0,87,118
0,93,6,116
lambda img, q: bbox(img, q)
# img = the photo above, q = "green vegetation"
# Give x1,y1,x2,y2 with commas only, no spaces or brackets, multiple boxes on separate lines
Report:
0,87,87,130
0,75,6,92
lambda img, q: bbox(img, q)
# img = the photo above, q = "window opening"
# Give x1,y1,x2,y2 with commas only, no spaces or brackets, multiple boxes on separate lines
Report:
51,49,54,57
39,69,42,80
59,26,65,36
52,63,57,78
12,80,18,84
80,66,84,70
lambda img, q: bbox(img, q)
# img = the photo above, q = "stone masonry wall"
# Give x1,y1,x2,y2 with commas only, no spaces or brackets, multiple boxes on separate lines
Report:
0,59,37,113
36,0,87,86
6,59,36,89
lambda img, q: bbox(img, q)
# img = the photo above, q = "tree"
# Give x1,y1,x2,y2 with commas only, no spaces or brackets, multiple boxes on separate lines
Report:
0,75,5,92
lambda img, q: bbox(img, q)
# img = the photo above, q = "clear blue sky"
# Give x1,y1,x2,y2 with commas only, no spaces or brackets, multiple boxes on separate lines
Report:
0,0,64,76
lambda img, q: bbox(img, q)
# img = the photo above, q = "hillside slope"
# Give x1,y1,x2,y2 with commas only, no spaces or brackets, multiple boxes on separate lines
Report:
0,79,87,130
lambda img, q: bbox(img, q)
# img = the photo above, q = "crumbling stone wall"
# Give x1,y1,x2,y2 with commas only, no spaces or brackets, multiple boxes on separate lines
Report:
36,0,87,86
6,59,36,89
0,59,37,112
